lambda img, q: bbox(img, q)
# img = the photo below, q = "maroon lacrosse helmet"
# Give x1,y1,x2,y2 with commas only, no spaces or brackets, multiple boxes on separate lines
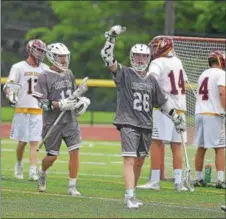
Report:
26,39,47,64
148,36,173,60
208,50,225,69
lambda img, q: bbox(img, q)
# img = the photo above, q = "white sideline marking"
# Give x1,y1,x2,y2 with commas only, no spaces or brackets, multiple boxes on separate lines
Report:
1,188,222,213
1,139,121,146
1,139,197,149
1,168,141,179
1,148,212,163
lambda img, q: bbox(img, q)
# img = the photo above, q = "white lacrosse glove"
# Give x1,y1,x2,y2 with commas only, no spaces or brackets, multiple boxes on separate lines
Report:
75,97,91,116
170,110,186,133
6,91,18,107
4,83,20,107
105,25,127,40
58,98,78,111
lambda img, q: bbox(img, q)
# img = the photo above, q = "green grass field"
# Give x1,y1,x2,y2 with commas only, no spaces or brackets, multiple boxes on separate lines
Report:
1,107,115,124
1,139,225,218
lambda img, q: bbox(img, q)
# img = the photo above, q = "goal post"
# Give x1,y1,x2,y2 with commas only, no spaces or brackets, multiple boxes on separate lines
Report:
164,36,226,144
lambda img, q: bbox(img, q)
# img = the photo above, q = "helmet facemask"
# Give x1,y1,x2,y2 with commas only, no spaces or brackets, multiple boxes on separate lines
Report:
130,44,151,72
29,40,47,65
51,53,70,71
46,43,71,72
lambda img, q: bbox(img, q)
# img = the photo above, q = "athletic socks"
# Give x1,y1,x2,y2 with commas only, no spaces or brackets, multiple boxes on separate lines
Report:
174,169,182,184
69,178,77,187
150,169,160,183
217,171,224,182
196,171,203,180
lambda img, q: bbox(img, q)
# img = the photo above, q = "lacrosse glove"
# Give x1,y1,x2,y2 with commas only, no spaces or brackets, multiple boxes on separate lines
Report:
169,109,186,133
75,97,91,116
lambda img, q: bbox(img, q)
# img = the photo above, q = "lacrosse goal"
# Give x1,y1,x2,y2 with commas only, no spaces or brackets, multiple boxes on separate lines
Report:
165,36,226,144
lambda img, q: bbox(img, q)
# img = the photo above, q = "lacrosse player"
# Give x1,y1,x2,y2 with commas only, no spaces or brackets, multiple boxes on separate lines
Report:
3,39,48,181
193,50,225,189
137,36,188,192
100,25,186,208
32,43,90,196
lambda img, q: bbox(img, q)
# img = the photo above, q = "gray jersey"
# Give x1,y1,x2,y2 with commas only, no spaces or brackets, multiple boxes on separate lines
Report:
33,69,77,125
113,65,167,130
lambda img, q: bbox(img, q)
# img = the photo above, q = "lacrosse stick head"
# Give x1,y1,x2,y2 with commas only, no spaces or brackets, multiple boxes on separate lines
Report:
3,82,21,93
183,168,195,192
69,77,89,100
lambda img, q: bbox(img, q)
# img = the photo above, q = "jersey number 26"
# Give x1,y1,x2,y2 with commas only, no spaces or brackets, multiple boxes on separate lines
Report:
133,92,150,112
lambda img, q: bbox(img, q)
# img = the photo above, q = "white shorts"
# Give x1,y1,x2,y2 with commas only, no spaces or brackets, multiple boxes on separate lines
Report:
10,113,43,142
152,110,187,143
193,114,225,149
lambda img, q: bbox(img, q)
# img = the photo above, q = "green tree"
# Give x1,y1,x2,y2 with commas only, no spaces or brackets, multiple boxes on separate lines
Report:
24,0,225,111
25,1,165,79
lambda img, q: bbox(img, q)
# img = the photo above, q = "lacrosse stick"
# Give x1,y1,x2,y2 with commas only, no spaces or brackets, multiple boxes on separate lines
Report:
3,82,21,106
180,132,195,192
36,77,89,152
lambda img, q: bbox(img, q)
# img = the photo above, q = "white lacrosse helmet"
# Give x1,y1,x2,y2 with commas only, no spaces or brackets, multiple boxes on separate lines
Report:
46,43,70,71
130,44,151,72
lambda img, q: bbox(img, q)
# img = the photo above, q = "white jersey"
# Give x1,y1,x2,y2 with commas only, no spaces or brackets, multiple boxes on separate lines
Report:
7,61,49,110
195,68,225,115
148,56,187,111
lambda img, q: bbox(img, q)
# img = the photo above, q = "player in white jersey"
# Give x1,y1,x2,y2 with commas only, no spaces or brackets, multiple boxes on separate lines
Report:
193,50,225,189
3,39,48,181
137,36,188,192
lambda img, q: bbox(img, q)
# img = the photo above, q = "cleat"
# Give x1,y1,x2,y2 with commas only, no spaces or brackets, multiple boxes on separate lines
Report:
175,183,188,192
124,194,143,207
68,186,81,196
29,168,38,181
221,205,226,212
38,169,46,192
136,181,160,191
193,179,207,187
124,196,140,209
14,163,23,179
216,180,226,189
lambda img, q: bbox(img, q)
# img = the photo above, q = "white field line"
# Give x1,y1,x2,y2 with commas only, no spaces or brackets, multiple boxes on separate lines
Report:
1,139,198,150
0,168,219,183
1,188,223,213
0,147,213,162
1,148,172,165
1,168,135,179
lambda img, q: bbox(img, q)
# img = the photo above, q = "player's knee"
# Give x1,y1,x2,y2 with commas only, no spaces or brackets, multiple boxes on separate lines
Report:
47,153,58,162
136,157,145,167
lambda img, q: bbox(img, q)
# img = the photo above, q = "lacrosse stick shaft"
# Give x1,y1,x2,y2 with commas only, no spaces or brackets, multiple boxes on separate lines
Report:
36,111,65,152
180,132,190,170
186,80,197,99
36,77,89,152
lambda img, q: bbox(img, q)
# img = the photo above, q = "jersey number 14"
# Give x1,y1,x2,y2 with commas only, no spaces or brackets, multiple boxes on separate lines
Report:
168,70,185,95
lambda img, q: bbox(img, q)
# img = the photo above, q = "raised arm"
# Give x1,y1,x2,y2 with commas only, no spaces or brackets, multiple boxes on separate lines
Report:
100,25,126,73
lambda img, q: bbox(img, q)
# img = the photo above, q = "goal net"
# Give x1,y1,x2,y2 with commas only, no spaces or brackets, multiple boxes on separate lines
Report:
163,36,225,144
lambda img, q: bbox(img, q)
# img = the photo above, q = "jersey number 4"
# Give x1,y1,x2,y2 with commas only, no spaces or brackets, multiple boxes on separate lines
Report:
199,77,209,100
27,78,38,94
168,70,185,95
133,92,150,112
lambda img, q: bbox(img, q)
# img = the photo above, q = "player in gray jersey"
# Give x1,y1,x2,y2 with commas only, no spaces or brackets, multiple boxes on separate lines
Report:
33,43,90,196
101,25,186,209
